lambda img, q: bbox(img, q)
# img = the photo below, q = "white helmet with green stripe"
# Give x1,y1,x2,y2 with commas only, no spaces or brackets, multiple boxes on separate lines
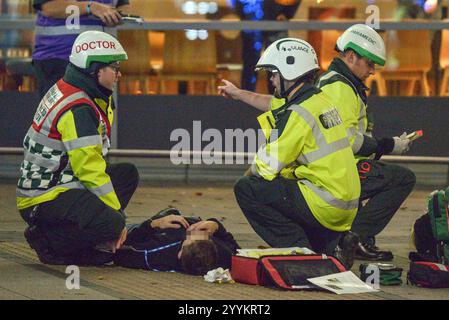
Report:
336,24,386,66
69,30,128,70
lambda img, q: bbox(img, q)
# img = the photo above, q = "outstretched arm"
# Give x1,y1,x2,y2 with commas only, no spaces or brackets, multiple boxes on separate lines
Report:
218,79,272,112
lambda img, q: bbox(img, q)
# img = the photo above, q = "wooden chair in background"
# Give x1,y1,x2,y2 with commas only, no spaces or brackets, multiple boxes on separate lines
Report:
117,30,156,94
316,30,342,71
159,30,218,95
376,30,432,96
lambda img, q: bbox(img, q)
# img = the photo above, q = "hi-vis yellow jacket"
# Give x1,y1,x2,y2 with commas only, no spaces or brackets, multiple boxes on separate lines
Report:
252,84,360,232
16,72,121,211
271,58,378,161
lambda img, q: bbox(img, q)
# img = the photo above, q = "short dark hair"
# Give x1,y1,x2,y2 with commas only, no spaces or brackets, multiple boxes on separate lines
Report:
180,240,219,276
300,69,319,84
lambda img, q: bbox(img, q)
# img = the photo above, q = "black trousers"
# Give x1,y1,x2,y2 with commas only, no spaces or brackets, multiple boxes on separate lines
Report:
20,163,139,257
33,59,68,99
234,176,342,255
351,160,416,243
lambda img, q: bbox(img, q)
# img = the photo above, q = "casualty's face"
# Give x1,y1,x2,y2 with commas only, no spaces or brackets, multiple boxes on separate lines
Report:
177,230,210,259
97,62,121,90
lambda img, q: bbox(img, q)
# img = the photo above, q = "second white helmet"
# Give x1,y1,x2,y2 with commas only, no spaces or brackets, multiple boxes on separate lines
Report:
336,24,386,66
256,38,320,81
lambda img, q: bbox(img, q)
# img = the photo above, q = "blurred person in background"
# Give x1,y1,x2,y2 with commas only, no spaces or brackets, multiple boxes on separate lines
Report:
32,0,130,98
235,0,301,92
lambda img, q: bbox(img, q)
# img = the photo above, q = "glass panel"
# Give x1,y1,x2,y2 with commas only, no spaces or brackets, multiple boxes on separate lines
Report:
0,0,447,96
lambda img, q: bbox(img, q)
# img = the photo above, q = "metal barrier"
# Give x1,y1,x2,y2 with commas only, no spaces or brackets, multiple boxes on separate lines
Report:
2,16,449,31
2,147,449,163
2,147,448,184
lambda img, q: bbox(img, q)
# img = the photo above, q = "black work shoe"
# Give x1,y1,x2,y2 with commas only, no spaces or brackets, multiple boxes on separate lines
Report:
333,231,359,270
355,242,394,261
24,226,74,265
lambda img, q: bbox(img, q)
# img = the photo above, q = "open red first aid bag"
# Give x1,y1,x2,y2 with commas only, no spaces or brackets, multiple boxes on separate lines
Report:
230,248,346,290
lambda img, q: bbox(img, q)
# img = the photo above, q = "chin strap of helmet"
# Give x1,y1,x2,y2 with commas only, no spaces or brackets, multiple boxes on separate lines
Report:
280,77,303,99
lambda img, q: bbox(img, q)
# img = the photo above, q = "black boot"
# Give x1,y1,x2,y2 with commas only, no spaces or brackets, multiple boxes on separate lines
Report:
355,242,394,261
24,226,75,265
333,231,359,270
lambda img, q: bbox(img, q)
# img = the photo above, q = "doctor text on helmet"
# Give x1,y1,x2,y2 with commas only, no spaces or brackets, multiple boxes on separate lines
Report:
75,41,117,53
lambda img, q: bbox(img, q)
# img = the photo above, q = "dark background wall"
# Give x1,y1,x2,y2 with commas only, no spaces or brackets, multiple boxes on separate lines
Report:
1,92,448,157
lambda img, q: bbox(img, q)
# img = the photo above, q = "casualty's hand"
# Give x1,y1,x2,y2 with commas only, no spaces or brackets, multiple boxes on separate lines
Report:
391,132,411,155
218,79,242,100
90,2,122,27
104,226,127,253
151,214,190,229
187,220,219,234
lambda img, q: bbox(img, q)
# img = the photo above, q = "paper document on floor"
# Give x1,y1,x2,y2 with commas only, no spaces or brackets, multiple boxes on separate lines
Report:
305,271,380,294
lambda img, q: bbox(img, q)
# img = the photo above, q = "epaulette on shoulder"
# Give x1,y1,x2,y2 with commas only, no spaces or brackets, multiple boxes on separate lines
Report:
317,71,357,95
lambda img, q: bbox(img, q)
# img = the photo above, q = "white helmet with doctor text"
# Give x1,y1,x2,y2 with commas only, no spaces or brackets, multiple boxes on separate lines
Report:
69,31,128,70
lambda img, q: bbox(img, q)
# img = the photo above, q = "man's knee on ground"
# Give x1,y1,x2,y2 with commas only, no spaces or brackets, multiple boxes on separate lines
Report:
120,162,140,186
92,208,126,242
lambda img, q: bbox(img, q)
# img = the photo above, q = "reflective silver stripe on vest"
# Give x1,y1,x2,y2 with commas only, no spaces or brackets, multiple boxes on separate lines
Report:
298,138,349,164
35,25,116,36
27,126,65,151
352,131,364,154
88,181,115,197
41,91,94,134
250,161,260,177
358,100,366,133
300,180,359,211
289,105,348,165
16,181,84,198
64,135,103,151
24,150,61,171
346,127,356,139
317,70,339,87
256,146,286,173
434,264,449,272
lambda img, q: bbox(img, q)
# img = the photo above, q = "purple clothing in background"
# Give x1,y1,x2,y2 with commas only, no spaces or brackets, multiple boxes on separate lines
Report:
33,0,119,61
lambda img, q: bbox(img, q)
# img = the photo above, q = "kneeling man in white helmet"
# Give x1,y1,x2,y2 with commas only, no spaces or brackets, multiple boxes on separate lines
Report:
233,38,361,269
17,31,138,265
221,24,416,262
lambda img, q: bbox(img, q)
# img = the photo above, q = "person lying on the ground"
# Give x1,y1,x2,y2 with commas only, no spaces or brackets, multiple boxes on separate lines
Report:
113,208,240,275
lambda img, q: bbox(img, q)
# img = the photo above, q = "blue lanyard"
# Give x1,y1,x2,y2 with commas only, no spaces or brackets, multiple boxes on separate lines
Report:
134,241,181,272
